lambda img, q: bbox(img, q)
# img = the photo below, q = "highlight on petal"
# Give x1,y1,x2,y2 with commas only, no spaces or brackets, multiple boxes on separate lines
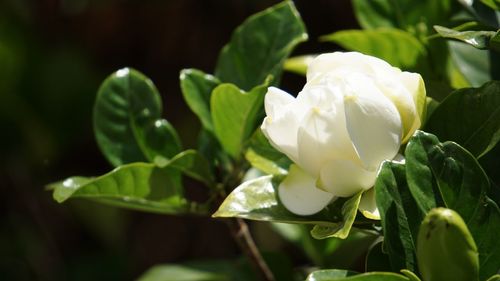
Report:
278,165,334,216
358,188,380,220
317,158,376,197
343,92,402,169
264,87,295,119
400,72,426,142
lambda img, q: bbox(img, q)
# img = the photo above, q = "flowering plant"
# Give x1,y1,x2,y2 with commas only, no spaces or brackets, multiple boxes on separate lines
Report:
49,1,500,280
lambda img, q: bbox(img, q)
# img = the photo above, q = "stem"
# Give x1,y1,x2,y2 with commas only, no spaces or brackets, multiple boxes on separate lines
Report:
226,218,276,281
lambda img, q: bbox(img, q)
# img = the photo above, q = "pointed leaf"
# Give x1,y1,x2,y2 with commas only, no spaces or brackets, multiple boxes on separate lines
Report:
215,1,307,90
211,83,267,158
213,175,361,238
161,149,215,188
375,161,424,272
94,68,181,167
434,25,496,50
425,81,500,158
180,69,220,132
49,163,199,215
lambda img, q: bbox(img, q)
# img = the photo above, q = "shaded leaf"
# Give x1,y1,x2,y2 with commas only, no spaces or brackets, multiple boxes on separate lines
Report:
49,162,193,215
375,161,423,272
306,269,409,281
94,68,181,167
321,28,426,69
179,69,220,132
158,149,215,188
425,81,500,158
211,82,268,158
215,1,307,90
405,131,500,280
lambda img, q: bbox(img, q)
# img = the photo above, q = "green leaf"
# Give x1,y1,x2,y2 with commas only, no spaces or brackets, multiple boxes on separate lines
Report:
375,161,423,272
179,69,220,133
310,192,362,239
434,25,496,49
405,131,500,280
283,55,315,76
425,81,500,158
214,1,307,90
321,28,426,69
94,68,181,167
306,269,409,281
159,149,215,188
211,82,267,159
245,129,290,176
213,175,360,238
486,275,500,281
49,163,195,215
448,41,499,87
351,0,455,32
365,242,392,272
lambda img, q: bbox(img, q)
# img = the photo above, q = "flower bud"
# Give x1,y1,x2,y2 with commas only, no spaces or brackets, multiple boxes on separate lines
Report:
417,208,479,281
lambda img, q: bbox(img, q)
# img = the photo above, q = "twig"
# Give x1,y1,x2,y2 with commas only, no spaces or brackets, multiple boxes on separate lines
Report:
226,218,276,281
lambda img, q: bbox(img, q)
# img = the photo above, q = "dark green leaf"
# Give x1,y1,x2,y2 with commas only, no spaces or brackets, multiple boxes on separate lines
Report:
179,69,220,132
213,175,359,238
434,25,496,49
211,82,267,158
425,81,500,158
375,161,424,272
49,163,194,215
158,149,215,188
306,269,409,281
486,275,500,281
321,28,426,70
365,242,392,272
405,131,500,280
215,1,307,90
94,68,181,167
351,0,455,32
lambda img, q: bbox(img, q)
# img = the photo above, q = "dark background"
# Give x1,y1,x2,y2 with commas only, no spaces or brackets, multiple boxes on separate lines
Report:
0,0,358,280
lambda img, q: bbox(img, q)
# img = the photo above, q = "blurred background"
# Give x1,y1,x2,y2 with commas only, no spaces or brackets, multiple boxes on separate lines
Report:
0,0,361,280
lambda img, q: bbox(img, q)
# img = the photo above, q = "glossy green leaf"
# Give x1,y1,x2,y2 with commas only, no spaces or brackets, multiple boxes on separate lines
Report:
310,192,362,239
375,161,423,272
213,175,359,238
351,0,454,32
179,69,220,132
321,28,426,69
211,82,267,159
434,25,496,49
215,1,307,90
48,162,196,215
405,131,500,280
399,270,421,281
158,149,215,188
425,81,500,158
245,149,287,176
94,68,181,167
283,55,315,76
306,270,409,281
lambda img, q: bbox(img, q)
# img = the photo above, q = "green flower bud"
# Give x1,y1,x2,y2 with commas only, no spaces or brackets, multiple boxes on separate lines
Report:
417,208,479,281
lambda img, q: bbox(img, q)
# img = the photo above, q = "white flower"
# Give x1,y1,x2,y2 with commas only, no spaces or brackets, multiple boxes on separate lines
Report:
261,52,426,217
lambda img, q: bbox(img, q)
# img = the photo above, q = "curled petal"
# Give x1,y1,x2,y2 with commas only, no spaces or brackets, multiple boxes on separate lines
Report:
399,72,426,142
318,159,376,197
264,87,295,119
278,165,334,216
359,188,380,220
344,92,401,170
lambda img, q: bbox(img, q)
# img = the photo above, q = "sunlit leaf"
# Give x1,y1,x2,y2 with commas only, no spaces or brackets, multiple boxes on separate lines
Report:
94,68,181,167
321,28,426,69
306,269,409,281
434,25,496,49
215,1,307,90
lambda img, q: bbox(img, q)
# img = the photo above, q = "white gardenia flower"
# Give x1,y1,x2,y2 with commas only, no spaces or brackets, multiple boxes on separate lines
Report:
261,52,426,217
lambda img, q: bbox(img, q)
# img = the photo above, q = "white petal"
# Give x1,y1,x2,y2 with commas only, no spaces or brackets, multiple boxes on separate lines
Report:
261,113,299,163
344,92,402,169
264,87,295,119
278,165,334,216
317,158,376,197
399,72,426,142
295,106,357,177
358,188,380,220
